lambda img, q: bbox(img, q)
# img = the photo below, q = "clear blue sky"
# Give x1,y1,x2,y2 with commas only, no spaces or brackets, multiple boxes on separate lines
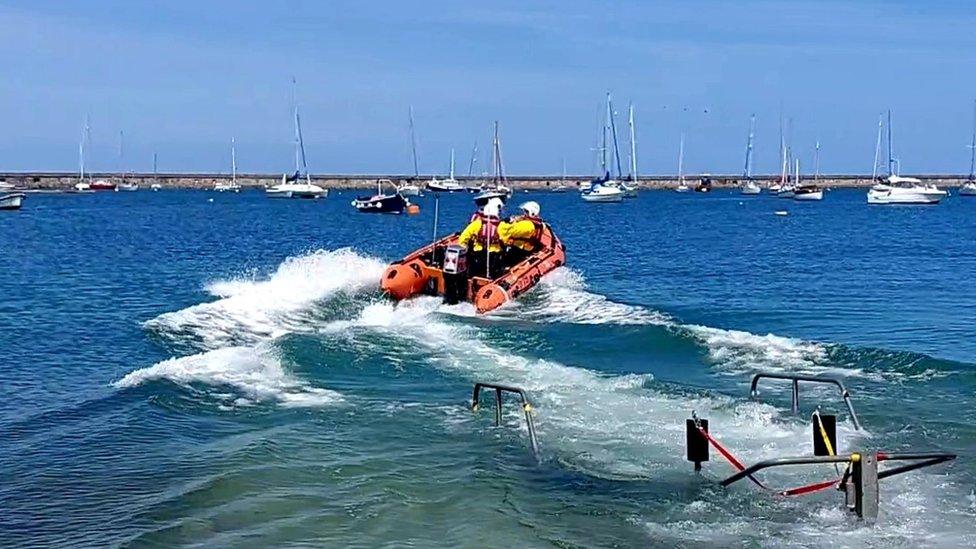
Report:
1,0,975,175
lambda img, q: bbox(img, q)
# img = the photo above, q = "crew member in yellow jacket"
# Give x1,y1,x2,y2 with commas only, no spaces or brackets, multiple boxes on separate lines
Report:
498,201,544,264
457,197,504,278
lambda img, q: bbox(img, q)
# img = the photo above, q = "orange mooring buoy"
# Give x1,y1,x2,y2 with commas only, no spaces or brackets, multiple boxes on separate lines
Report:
407,204,420,215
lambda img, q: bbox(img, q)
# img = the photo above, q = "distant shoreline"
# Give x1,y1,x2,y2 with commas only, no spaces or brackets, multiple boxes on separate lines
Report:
2,171,973,191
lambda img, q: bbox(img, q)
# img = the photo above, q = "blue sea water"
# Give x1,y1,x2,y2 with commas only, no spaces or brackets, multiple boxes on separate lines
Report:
1,188,974,547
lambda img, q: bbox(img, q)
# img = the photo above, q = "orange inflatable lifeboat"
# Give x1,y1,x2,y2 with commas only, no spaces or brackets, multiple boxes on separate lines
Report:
381,223,565,313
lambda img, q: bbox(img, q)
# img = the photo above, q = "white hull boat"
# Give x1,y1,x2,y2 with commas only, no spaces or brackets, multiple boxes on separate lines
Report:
214,182,242,192
0,192,25,210
867,180,945,204
741,181,761,195
397,184,421,196
960,182,976,196
266,181,327,199
581,183,624,202
793,187,824,201
427,179,465,192
117,183,139,192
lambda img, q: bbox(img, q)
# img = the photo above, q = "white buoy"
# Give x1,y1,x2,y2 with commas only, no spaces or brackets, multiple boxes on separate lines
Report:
208,198,214,203
775,210,788,216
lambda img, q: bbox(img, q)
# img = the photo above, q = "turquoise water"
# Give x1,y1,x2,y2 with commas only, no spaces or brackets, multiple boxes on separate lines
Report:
2,189,974,547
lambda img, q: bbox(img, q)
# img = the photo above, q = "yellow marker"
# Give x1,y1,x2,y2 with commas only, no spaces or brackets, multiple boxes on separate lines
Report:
850,453,861,463
523,404,532,412
815,414,836,456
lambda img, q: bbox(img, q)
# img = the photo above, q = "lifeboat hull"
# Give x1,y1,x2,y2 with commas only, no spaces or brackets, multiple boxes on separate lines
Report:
380,224,565,313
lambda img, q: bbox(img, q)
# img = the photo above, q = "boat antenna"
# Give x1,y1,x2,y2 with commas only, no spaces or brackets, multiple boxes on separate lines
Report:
467,140,478,177
409,106,420,177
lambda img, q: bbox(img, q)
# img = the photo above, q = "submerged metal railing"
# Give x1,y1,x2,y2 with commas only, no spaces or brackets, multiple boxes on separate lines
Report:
719,451,956,521
471,382,539,458
750,372,861,430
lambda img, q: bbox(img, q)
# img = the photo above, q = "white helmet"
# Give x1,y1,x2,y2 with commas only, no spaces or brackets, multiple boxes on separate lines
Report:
519,201,540,217
483,197,504,217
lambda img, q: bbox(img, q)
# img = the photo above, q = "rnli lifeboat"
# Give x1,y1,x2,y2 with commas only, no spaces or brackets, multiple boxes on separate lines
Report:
380,223,565,314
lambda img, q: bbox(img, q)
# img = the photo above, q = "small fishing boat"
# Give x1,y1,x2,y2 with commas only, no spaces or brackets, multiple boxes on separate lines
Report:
117,182,139,192
0,192,25,210
115,131,138,191
352,179,408,213
90,180,116,191
741,116,761,195
266,87,327,200
215,139,243,192
695,176,712,193
150,184,162,192
381,222,565,314
867,111,945,204
961,100,976,197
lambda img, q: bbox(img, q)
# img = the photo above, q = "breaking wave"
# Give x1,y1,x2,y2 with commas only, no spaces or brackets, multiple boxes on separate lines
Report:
113,345,343,408
144,248,385,349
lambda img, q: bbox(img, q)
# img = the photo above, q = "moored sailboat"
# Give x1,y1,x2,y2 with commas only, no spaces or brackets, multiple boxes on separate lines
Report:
582,92,625,203
215,138,243,192
266,83,327,199
961,100,976,196
675,134,690,192
741,115,761,195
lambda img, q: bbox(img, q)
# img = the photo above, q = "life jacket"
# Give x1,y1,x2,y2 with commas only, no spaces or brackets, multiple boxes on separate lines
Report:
507,215,543,251
473,212,501,250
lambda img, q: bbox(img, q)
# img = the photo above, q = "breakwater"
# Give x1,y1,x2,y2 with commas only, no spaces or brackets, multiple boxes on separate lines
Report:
2,171,973,191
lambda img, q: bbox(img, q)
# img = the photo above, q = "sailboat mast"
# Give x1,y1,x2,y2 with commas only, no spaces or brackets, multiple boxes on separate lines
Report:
678,133,685,184
467,140,478,177
409,106,420,177
872,115,883,180
608,96,623,179
743,114,755,179
887,110,894,176
153,152,158,184
231,138,237,184
969,99,976,180
119,130,126,183
628,104,638,182
794,158,800,186
601,96,609,176
449,148,455,180
814,140,821,182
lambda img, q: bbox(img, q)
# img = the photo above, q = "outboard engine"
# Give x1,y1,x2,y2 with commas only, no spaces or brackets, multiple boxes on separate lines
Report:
442,244,469,305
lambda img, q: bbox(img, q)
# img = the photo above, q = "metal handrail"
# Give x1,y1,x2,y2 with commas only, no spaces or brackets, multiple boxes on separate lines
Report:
721,454,854,487
750,372,861,430
721,451,956,487
471,382,539,457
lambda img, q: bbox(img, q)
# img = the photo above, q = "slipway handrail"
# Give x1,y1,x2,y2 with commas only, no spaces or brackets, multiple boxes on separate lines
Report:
749,372,861,430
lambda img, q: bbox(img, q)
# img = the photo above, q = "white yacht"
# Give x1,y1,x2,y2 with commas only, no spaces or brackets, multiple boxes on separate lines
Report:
215,139,243,192
868,176,945,204
266,94,327,200
742,181,761,195
867,111,944,204
581,182,624,202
